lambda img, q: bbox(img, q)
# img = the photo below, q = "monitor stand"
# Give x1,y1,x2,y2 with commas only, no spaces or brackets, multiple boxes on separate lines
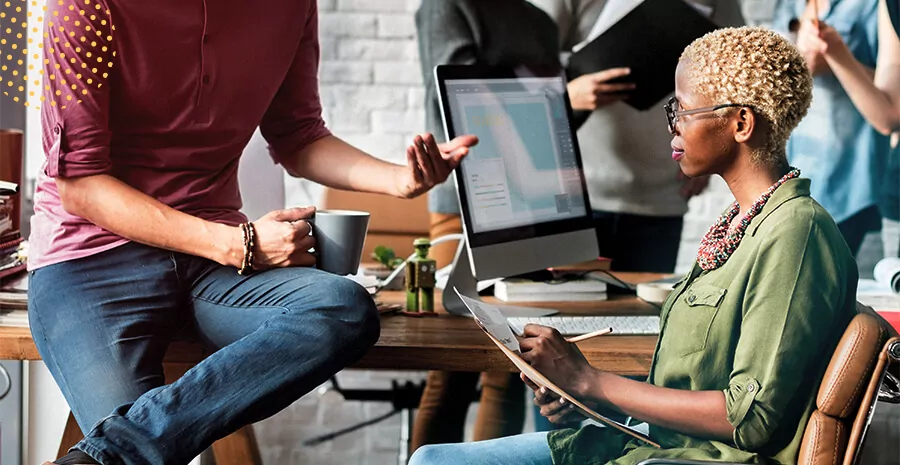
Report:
443,238,558,318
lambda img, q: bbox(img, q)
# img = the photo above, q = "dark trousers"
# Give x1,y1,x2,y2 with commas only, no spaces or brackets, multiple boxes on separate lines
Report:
593,211,684,273
836,205,882,257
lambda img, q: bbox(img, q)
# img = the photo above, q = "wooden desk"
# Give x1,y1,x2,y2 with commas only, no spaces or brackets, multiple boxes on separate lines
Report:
357,287,660,376
0,272,663,463
0,273,663,375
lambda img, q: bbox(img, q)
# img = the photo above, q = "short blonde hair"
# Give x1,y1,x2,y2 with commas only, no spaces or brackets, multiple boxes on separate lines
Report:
680,26,813,166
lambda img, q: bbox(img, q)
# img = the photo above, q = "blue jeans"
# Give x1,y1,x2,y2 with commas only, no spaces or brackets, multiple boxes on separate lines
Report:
408,432,552,465
28,242,379,465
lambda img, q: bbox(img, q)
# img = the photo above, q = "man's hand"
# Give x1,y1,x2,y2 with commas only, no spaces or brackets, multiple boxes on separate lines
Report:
679,172,710,199
519,324,597,400
521,374,587,425
393,133,478,199
567,68,635,111
250,207,317,269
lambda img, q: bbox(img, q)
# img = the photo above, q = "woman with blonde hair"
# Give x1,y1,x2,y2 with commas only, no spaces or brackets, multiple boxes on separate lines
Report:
408,26,859,465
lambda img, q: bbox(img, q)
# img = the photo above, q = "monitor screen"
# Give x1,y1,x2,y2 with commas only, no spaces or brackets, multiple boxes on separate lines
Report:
443,77,589,234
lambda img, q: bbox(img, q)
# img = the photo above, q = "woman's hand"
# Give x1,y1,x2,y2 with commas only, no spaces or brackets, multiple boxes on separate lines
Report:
796,19,832,75
519,324,598,399
249,207,317,269
521,373,587,425
567,68,635,111
393,133,478,199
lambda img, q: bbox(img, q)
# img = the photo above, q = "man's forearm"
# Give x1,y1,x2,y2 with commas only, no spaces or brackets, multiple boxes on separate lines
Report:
578,370,735,443
56,174,242,266
285,135,405,197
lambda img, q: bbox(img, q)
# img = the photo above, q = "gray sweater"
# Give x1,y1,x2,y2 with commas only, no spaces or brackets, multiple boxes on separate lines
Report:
415,0,561,214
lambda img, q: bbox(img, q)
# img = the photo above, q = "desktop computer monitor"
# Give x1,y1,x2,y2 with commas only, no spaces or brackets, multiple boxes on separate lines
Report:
435,65,600,316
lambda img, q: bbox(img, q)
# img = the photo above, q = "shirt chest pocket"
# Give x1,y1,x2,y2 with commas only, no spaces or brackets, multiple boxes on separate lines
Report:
665,283,727,356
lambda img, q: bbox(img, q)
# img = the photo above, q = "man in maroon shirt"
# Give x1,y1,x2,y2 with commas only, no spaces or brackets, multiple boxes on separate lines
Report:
27,1,475,464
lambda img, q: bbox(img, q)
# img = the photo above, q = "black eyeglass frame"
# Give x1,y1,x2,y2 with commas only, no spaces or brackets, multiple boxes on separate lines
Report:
664,97,752,134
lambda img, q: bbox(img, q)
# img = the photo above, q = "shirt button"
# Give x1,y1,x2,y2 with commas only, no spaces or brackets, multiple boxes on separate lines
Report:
202,75,210,85
688,295,696,303
748,383,756,393
53,127,60,134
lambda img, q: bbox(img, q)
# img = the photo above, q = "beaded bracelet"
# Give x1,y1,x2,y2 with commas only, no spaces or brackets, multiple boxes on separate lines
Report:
238,222,256,275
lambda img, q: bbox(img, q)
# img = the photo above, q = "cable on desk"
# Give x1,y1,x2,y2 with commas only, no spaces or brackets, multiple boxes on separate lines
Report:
593,270,638,291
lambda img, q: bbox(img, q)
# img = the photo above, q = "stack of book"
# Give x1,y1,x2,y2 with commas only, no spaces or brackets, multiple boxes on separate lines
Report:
0,261,27,327
0,230,25,281
858,258,900,332
495,277,607,302
494,258,612,302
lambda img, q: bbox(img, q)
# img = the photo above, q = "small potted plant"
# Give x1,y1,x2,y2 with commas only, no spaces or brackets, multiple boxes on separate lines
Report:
364,245,406,290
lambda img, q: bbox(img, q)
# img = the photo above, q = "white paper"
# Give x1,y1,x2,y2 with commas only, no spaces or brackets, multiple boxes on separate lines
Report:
573,0,715,53
453,288,520,352
858,278,900,310
573,0,643,53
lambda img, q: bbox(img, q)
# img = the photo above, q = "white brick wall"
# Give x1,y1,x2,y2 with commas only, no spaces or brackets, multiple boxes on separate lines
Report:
260,1,886,464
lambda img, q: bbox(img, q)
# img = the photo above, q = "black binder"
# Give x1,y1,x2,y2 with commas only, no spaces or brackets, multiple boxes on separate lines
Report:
567,0,719,114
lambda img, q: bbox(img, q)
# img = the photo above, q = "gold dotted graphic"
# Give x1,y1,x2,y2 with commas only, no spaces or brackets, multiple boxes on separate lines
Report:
0,0,115,110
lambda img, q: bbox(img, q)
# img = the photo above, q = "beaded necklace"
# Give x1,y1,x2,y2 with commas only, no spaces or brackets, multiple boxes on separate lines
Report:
696,168,801,271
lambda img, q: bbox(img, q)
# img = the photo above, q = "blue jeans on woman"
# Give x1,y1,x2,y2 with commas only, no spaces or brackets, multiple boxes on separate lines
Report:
28,242,380,465
408,432,552,465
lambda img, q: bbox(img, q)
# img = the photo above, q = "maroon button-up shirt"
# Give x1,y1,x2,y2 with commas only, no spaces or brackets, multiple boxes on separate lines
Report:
30,0,330,269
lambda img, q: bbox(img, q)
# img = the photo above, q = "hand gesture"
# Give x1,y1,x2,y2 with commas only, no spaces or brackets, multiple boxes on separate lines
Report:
250,207,317,269
394,133,478,199
519,324,597,400
567,68,635,111
521,374,587,425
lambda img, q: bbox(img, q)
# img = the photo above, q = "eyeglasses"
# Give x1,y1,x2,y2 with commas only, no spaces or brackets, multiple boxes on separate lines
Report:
664,97,749,134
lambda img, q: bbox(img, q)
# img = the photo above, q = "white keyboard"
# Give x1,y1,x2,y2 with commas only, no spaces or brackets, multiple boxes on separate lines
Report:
507,315,660,336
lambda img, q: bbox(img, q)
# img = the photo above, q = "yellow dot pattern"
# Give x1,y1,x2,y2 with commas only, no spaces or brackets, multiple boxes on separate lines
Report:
0,0,115,111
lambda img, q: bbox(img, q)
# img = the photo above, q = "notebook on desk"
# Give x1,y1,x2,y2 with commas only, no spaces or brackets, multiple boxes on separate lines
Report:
454,289,660,447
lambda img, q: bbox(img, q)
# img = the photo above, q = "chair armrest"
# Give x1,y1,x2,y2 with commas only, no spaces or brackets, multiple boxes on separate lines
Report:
638,460,747,465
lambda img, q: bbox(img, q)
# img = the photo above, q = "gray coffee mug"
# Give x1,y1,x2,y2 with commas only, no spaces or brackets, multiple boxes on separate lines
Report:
308,209,370,275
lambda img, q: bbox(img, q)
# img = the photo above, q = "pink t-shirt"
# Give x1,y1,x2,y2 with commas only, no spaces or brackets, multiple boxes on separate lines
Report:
29,0,331,270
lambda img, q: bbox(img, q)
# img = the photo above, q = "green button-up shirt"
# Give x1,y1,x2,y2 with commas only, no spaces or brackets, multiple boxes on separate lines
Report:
548,178,859,465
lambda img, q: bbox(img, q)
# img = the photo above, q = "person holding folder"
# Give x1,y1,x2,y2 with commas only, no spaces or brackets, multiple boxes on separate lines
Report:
410,26,859,465
529,0,744,274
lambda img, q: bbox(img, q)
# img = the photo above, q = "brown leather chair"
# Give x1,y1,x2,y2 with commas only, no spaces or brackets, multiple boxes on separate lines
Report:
638,309,900,465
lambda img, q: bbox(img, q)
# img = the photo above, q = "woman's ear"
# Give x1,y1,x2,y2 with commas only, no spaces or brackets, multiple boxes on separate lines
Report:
733,107,755,144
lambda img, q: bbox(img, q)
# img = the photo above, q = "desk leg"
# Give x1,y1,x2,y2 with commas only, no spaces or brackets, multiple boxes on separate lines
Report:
210,426,262,465
398,408,414,465
57,412,83,458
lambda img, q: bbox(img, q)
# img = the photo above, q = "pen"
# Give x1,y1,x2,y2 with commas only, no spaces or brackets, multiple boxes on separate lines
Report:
811,0,819,26
565,326,613,343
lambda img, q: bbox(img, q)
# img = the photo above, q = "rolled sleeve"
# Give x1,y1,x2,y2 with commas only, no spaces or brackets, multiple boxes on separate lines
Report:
726,213,851,451
259,1,331,166
41,0,114,178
